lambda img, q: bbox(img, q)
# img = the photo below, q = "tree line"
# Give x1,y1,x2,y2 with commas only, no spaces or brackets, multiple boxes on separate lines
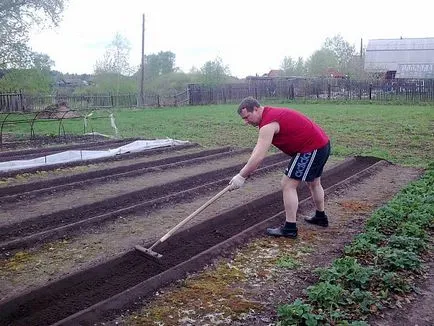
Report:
0,0,367,97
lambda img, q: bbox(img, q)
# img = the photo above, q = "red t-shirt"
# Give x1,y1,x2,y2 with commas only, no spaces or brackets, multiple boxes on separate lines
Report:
259,106,329,155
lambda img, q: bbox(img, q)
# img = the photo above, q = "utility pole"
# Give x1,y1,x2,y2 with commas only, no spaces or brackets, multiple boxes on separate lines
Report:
139,14,145,107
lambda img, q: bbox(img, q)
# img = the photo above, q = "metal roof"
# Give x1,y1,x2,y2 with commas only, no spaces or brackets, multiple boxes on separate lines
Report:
364,38,434,78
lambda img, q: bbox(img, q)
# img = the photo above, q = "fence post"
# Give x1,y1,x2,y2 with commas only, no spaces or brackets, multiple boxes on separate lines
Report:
19,90,24,111
369,83,372,100
327,84,331,99
187,86,191,105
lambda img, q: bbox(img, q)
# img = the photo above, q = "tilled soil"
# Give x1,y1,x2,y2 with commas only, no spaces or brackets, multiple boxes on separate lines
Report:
0,140,429,326
105,161,428,326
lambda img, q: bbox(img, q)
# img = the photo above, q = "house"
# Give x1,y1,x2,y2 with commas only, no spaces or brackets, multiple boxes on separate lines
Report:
364,37,434,79
323,68,346,78
265,70,284,78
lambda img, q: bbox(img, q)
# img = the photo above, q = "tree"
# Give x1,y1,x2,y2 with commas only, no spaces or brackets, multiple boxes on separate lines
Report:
94,33,133,76
323,34,356,73
0,51,55,93
144,71,202,96
200,57,230,86
94,33,135,95
143,51,176,81
0,0,67,68
305,49,338,76
83,73,136,95
281,56,306,76
0,69,53,94
294,57,307,76
31,53,55,70
281,56,295,75
189,66,201,74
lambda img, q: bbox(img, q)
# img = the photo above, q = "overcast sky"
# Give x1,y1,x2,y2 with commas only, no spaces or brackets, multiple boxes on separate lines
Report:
29,0,434,78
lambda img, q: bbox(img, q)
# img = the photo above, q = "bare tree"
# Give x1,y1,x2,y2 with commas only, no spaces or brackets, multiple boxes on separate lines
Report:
94,33,134,97
94,33,133,76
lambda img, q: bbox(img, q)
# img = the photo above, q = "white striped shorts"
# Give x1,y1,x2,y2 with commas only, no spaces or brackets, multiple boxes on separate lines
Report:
284,141,331,182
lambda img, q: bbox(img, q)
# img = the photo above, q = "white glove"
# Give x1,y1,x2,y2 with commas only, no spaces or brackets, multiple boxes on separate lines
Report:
229,174,246,190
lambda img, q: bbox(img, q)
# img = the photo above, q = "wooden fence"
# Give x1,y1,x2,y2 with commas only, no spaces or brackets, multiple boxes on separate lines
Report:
2,78,434,112
0,91,26,112
187,78,434,105
0,92,187,112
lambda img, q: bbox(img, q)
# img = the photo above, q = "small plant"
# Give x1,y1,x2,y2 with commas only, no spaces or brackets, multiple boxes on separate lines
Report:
347,288,377,313
315,257,376,290
379,271,411,294
344,233,381,258
306,282,346,311
387,235,426,253
374,247,421,272
396,220,427,240
277,298,323,326
407,209,434,228
365,205,403,235
276,255,300,269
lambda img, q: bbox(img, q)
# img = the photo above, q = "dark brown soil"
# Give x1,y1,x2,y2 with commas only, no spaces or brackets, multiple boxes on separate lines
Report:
0,139,429,326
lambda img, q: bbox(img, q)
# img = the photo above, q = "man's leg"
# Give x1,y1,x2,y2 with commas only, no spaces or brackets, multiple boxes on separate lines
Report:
303,142,330,227
307,177,325,212
266,176,300,238
282,176,301,223
305,177,328,227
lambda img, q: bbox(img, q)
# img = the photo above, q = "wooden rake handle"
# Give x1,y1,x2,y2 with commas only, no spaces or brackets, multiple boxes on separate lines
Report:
156,185,232,245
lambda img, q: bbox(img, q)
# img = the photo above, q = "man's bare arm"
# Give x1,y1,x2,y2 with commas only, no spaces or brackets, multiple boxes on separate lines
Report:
239,122,279,177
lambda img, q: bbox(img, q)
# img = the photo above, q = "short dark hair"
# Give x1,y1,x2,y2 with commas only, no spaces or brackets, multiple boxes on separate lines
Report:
237,97,261,114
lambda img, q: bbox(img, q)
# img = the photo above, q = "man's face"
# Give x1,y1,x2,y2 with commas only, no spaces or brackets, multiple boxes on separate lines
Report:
240,107,260,127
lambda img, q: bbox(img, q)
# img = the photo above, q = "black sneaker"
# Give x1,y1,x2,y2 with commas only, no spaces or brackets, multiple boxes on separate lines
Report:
266,226,298,238
304,215,329,227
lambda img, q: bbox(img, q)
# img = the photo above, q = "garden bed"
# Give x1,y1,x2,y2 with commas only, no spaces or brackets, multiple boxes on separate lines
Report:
0,139,429,326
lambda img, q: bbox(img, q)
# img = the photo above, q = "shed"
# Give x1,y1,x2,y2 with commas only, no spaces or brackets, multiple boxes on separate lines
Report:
364,37,434,79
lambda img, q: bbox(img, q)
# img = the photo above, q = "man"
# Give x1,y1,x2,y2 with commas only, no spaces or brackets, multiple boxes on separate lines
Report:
229,97,331,238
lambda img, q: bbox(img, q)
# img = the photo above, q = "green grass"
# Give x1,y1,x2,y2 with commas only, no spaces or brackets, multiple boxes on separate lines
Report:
1,102,433,167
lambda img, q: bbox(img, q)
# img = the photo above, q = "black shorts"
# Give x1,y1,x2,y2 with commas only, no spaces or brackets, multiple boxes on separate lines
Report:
284,141,331,182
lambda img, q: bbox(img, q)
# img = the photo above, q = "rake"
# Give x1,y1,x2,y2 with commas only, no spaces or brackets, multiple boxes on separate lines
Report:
135,185,232,260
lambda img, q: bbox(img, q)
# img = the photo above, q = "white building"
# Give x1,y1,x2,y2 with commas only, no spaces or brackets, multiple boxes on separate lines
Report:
364,37,434,79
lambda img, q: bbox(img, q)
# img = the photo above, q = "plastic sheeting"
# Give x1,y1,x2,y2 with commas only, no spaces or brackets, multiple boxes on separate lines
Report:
0,139,190,173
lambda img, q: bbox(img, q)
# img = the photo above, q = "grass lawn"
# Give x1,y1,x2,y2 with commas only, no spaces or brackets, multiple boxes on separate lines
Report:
2,102,433,167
